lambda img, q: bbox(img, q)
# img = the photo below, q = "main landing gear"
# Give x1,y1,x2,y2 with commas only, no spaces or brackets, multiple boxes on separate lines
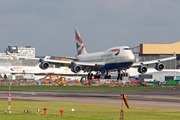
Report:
117,69,128,81
117,69,122,81
94,73,101,79
87,70,128,80
104,71,111,79
101,71,111,79
87,73,93,80
87,71,111,80
87,72,101,80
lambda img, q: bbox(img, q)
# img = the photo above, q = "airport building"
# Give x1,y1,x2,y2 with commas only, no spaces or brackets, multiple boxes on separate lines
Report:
131,41,180,69
0,45,35,60
139,71,180,84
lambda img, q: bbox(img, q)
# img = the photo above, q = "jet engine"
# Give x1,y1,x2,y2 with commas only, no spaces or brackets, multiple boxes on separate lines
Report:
39,61,49,70
71,65,81,73
155,63,164,71
137,65,147,74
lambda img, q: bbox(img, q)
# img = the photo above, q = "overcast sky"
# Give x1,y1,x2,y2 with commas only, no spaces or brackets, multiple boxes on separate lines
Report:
0,0,180,57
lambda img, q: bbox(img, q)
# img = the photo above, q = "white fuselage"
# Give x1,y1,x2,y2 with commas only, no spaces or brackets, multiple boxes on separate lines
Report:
75,46,135,71
76,46,135,64
0,66,86,75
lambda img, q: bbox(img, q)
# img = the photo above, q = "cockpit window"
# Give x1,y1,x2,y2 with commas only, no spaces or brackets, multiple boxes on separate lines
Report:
123,48,130,50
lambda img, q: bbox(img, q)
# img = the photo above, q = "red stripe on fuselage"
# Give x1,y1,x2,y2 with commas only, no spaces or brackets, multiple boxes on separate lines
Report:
11,67,22,69
111,49,120,52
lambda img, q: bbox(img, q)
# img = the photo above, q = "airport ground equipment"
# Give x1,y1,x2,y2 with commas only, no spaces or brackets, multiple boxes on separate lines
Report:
44,75,60,81
43,75,60,84
105,80,110,85
131,80,147,86
44,80,50,84
43,75,67,85
76,79,81,83
111,80,121,85
56,77,67,85
83,78,100,85
145,81,160,85
166,80,180,85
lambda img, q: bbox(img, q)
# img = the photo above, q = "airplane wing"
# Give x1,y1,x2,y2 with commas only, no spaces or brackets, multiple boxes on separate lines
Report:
70,61,105,67
132,52,176,66
50,56,78,61
42,59,105,72
70,61,105,72
44,59,105,67
43,59,72,64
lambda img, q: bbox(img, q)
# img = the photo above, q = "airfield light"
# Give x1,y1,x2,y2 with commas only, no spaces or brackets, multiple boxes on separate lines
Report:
37,109,40,115
26,109,29,113
43,108,47,115
60,110,64,116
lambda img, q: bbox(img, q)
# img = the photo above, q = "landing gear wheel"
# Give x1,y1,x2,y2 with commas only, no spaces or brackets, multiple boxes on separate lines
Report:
87,73,90,80
97,74,101,79
108,75,111,79
94,74,97,79
88,73,93,80
105,75,108,79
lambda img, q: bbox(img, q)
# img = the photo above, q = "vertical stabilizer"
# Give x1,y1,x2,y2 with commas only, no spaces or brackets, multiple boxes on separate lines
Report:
75,28,87,57
36,56,51,67
43,56,51,60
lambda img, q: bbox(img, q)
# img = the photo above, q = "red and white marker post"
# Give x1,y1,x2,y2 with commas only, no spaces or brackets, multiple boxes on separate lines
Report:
8,86,11,113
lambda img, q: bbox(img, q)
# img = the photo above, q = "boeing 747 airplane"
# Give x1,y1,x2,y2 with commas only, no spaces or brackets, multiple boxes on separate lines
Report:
38,28,176,80
22,29,178,80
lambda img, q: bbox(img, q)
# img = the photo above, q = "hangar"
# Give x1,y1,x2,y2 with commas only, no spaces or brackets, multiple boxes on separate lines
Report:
132,41,180,69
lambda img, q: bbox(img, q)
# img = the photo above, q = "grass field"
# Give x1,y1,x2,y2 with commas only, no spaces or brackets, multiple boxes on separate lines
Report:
0,86,180,119
0,85,179,92
0,101,180,120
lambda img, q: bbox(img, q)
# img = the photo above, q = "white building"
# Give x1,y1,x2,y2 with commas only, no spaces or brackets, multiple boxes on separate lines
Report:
139,71,180,83
17,46,35,58
0,45,35,60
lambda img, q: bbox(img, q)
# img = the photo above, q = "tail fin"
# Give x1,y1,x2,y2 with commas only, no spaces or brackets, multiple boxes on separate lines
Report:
75,28,87,57
36,56,51,67
43,56,51,60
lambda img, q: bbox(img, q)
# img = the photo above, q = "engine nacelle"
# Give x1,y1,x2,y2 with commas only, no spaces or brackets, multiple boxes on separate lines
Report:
39,61,49,70
155,63,164,71
137,66,147,74
71,65,81,73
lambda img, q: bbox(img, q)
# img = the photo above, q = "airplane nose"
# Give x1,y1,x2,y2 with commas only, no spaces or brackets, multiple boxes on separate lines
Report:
129,54,135,62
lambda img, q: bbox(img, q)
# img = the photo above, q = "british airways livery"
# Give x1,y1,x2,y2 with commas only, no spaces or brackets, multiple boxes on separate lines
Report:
39,28,176,80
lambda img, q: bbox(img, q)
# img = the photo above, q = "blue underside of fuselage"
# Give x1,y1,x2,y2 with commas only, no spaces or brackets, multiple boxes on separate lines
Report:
95,62,133,71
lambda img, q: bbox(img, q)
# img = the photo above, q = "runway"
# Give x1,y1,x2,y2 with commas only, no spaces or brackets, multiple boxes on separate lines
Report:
0,91,180,109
